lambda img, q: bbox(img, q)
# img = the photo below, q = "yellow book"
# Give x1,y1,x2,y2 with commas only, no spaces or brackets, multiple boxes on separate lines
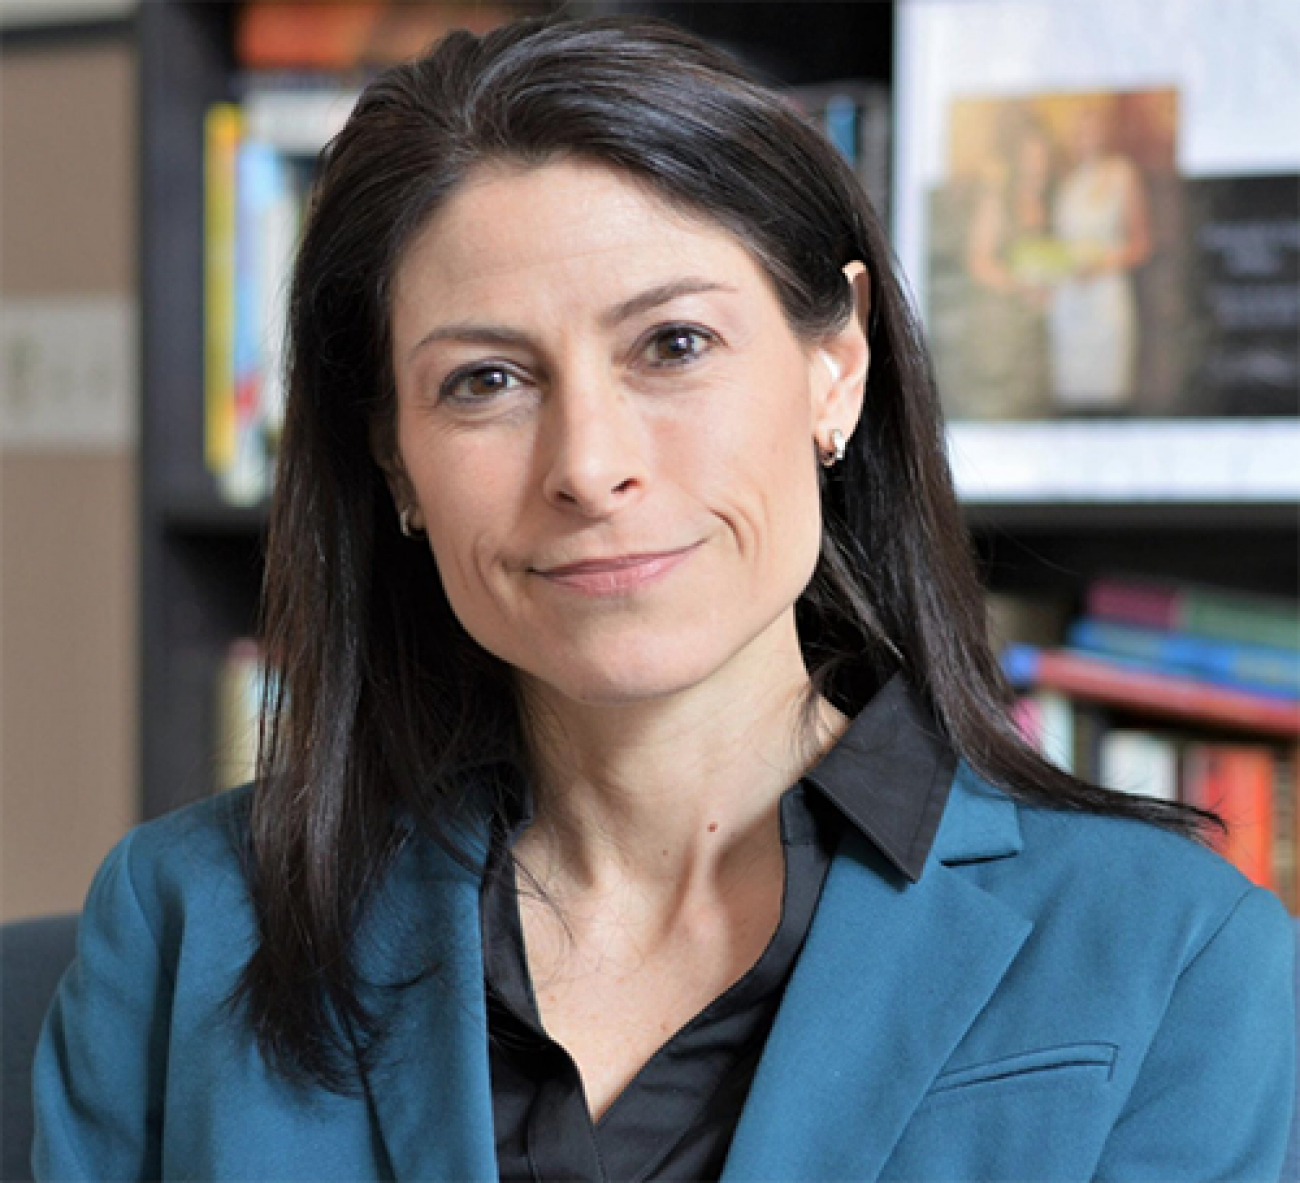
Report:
204,103,241,476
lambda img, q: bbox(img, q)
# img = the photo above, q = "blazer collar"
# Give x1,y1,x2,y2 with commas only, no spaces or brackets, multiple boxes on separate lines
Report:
720,763,1029,1182
350,833,498,1183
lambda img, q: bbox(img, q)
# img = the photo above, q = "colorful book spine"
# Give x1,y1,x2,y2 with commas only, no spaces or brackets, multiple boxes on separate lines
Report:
207,92,317,505
1273,747,1297,913
1087,576,1300,652
236,1,516,70
1013,690,1075,773
224,136,298,504
204,103,241,478
1002,643,1300,738
1183,743,1276,891
228,136,268,504
1068,617,1300,700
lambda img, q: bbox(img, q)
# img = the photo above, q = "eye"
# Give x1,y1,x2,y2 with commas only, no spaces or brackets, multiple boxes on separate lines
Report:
644,325,716,366
440,364,522,404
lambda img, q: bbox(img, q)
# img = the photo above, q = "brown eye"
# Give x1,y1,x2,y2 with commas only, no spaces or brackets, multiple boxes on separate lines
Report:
647,326,712,365
443,365,520,403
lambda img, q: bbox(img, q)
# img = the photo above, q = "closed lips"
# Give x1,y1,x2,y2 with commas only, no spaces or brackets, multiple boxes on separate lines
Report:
538,545,698,575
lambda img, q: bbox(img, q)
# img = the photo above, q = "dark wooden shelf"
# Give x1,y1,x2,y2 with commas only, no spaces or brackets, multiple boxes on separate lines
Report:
158,498,270,537
963,500,1300,533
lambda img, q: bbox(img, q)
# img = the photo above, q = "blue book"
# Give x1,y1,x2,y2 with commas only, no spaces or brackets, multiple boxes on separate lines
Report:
1067,617,1300,700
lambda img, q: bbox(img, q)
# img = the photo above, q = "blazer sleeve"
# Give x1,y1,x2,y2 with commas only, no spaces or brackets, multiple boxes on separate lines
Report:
31,830,171,1182
1093,884,1296,1183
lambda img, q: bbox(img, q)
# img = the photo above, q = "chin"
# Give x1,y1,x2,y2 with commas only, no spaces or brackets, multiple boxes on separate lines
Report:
513,634,733,709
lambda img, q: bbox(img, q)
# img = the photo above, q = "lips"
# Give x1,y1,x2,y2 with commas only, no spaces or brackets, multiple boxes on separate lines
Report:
533,542,701,595
537,543,699,576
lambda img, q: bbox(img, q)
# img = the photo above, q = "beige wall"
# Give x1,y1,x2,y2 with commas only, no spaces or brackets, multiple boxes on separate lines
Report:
0,38,138,921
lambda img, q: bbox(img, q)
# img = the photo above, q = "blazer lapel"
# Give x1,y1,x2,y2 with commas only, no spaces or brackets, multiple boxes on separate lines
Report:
353,822,499,1183
722,763,1032,1183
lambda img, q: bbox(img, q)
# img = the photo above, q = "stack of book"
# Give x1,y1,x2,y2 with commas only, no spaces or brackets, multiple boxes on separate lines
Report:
1000,576,1300,910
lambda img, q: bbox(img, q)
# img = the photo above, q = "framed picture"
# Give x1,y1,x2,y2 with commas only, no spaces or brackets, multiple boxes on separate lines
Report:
894,0,1300,500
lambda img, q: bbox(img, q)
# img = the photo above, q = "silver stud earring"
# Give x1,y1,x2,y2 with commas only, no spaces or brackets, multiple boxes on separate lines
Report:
399,507,424,539
819,428,847,468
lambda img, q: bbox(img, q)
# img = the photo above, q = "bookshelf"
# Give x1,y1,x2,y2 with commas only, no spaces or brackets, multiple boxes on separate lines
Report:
138,0,1298,851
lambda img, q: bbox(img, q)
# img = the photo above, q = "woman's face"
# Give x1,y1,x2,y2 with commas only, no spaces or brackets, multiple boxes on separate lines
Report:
385,158,867,709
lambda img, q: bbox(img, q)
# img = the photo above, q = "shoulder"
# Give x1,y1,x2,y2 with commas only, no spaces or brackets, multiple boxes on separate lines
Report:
967,770,1293,974
82,785,256,954
951,769,1294,982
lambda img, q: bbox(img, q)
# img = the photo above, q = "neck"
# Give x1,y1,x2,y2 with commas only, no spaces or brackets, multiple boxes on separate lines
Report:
512,613,850,908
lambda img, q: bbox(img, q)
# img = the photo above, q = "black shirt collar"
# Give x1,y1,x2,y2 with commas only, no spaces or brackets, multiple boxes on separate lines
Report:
482,671,956,886
800,672,957,883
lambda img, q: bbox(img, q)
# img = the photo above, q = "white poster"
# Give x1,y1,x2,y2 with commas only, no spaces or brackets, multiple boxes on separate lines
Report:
894,0,1300,499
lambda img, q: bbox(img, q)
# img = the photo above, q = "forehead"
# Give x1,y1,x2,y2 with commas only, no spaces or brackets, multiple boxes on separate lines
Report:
390,158,773,325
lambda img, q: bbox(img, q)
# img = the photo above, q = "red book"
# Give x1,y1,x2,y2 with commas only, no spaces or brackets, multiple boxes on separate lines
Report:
1002,644,1300,739
1183,744,1277,891
1275,746,1299,914
1088,579,1179,631
236,1,521,70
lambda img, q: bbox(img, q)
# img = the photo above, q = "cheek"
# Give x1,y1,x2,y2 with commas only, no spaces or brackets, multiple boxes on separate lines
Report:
689,369,822,572
402,439,520,623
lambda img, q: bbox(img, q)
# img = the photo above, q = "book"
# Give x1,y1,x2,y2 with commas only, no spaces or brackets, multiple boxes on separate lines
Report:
1002,642,1300,738
1087,575,1300,653
1099,730,1180,802
213,639,268,792
225,134,301,504
204,103,241,478
235,1,526,71
1067,617,1300,700
1273,746,1297,912
206,87,326,503
1013,690,1075,773
1182,742,1276,890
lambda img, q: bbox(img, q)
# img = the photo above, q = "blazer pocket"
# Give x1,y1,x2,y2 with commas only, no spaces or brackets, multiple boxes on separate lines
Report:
927,1041,1119,1097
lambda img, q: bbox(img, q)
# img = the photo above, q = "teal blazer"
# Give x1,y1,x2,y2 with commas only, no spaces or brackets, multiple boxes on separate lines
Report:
33,763,1296,1181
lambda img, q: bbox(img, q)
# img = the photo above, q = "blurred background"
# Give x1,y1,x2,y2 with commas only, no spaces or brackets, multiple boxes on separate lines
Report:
2,0,1297,925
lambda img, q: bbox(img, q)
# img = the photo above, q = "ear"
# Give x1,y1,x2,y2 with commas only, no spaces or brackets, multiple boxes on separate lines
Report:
810,260,870,442
369,417,422,526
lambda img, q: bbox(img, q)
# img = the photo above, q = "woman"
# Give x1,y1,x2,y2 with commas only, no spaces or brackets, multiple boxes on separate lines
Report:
33,16,1293,1182
1048,101,1152,410
963,105,1061,418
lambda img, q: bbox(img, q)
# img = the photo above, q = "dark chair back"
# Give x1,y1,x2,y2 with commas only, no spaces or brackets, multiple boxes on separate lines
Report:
2,914,79,1183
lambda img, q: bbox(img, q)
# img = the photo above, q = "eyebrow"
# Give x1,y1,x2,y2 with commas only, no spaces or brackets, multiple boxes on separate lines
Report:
405,277,737,362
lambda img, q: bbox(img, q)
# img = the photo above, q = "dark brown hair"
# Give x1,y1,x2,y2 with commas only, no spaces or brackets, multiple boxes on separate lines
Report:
237,13,1224,1094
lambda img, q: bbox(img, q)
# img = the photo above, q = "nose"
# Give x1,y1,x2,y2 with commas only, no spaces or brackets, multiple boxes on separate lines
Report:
539,376,649,518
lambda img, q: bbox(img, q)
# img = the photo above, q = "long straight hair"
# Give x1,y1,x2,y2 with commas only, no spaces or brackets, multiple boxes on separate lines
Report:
235,14,1224,1094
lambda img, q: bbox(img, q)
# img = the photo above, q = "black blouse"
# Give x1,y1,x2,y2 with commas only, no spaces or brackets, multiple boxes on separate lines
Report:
480,674,955,1183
